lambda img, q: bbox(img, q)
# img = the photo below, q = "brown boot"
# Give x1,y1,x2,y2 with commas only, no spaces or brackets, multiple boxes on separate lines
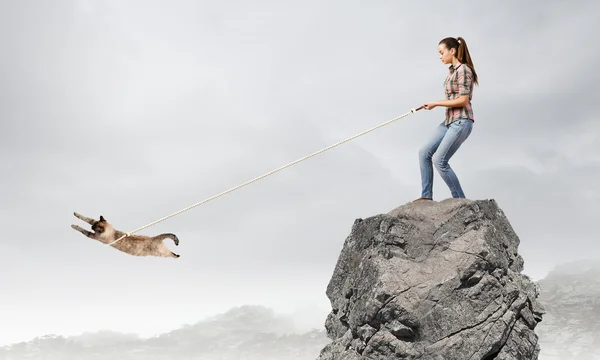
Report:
412,197,433,202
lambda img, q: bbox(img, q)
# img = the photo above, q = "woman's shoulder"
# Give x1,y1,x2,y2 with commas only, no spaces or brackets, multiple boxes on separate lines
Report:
457,63,474,79
457,63,473,74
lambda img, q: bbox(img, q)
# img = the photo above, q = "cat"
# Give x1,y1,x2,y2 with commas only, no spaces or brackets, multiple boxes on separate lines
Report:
71,212,180,258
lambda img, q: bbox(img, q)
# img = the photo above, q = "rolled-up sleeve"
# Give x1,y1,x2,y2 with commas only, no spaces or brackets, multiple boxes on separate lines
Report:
457,67,472,96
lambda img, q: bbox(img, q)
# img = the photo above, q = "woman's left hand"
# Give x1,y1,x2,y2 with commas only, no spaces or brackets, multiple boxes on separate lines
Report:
423,102,438,110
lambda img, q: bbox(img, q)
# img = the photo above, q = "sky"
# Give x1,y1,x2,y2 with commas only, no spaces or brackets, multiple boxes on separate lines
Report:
1,0,599,347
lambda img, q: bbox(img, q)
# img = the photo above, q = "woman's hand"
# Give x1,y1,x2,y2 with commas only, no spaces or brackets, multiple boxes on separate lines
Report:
422,102,438,110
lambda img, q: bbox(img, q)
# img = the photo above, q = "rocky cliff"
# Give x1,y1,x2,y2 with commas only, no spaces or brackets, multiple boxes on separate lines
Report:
318,198,545,360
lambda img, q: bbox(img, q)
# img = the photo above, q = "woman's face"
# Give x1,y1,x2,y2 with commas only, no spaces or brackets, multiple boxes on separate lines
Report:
438,44,455,65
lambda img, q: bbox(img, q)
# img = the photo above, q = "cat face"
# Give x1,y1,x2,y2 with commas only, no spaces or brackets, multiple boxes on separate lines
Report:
92,215,107,234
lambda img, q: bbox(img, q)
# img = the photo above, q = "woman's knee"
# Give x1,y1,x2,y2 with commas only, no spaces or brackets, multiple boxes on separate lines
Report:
433,153,447,170
419,146,434,160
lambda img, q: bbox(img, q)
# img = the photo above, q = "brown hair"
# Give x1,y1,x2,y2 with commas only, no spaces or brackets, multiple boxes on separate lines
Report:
439,37,478,85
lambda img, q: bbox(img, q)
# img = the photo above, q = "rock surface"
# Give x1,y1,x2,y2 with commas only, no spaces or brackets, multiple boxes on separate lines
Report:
317,198,545,360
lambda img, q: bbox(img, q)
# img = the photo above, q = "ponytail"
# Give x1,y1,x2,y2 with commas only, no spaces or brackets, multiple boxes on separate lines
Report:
439,37,479,85
456,37,478,85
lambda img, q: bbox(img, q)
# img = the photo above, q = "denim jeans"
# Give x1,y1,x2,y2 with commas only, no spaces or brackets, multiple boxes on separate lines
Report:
418,119,473,199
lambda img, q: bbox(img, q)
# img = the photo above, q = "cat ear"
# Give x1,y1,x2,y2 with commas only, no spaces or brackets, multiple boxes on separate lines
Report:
100,215,105,221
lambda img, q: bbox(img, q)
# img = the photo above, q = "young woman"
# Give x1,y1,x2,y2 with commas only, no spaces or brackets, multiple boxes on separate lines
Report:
413,37,479,202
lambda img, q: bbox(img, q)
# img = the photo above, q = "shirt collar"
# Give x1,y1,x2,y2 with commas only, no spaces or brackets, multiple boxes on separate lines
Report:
449,62,462,71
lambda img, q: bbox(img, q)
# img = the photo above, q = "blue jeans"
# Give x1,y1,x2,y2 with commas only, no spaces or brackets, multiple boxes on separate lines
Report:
418,119,473,199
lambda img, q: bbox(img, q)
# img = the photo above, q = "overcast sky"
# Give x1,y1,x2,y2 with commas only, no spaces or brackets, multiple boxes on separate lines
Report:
1,0,598,347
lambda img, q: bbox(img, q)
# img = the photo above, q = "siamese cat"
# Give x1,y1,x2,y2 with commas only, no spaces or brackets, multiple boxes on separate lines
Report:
71,212,180,258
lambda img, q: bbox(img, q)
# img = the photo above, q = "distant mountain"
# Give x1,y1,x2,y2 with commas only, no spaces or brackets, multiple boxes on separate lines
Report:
4,259,600,360
536,259,600,360
0,305,330,360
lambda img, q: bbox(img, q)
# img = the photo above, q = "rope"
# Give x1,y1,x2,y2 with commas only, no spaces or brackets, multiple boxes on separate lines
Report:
107,105,423,246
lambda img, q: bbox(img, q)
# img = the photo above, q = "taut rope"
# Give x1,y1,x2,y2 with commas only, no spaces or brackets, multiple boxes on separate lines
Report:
107,106,423,246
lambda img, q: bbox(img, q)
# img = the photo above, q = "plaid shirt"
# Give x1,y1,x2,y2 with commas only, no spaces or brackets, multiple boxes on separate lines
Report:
444,62,475,125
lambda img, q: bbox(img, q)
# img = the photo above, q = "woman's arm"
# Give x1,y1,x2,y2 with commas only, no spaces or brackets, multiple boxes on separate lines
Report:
422,95,469,110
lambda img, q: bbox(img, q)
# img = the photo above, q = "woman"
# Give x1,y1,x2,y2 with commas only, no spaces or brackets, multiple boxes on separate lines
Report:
413,37,479,202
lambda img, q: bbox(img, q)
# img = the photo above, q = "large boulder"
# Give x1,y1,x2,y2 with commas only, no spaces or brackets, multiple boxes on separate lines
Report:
318,199,545,360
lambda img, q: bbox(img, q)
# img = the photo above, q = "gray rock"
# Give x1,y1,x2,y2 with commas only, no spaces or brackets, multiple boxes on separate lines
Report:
317,198,545,360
